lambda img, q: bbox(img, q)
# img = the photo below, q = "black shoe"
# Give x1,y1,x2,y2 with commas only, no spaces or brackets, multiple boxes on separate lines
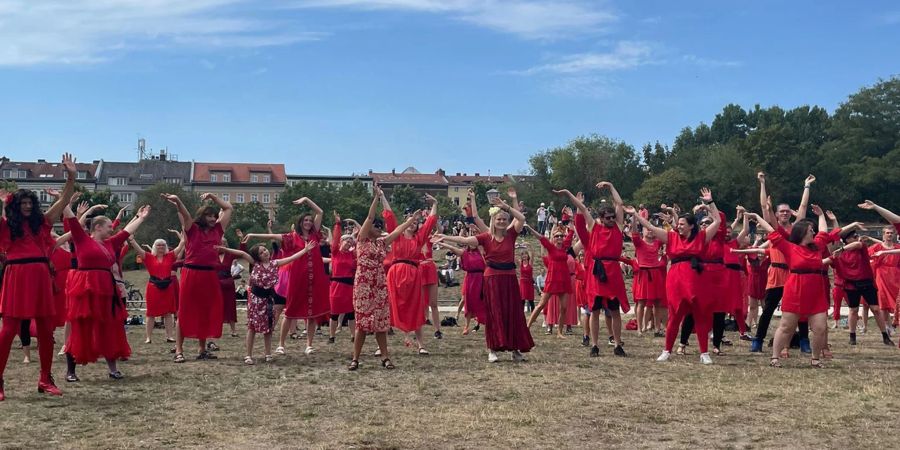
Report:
108,371,124,380
65,373,79,383
581,335,590,347
206,342,220,352
328,337,336,344
614,345,627,357
197,351,218,360
473,324,480,332
590,345,600,357
434,330,443,340
722,338,733,346
654,330,665,338
849,337,857,346
885,337,895,346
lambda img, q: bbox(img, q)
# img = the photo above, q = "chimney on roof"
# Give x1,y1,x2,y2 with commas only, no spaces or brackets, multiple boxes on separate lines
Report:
391,168,396,175
456,172,461,176
37,159,46,164
436,168,445,177
475,173,480,177
159,148,167,161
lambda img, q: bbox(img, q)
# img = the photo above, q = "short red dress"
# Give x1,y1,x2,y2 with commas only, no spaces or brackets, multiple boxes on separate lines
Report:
419,243,439,287
281,229,330,320
574,214,629,312
537,231,573,295
50,246,74,328
723,239,747,314
216,252,239,324
518,262,535,301
329,223,357,316
768,228,839,316
0,216,56,319
631,233,667,302
869,243,900,312
178,223,225,340
143,251,178,317
701,220,727,313
746,254,769,300
64,217,132,364
460,248,487,323
665,229,709,308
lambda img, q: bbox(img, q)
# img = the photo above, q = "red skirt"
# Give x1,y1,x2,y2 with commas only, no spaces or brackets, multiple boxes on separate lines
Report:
65,274,131,364
748,270,767,300
463,272,487,323
545,293,578,325
0,262,55,319
701,267,728,313
283,262,331,320
724,269,746,313
519,278,535,301
178,268,224,340
387,264,425,332
329,280,355,315
420,260,438,286
221,278,237,324
145,276,177,317
575,279,588,307
782,275,829,316
666,262,705,308
543,278,572,295
482,274,534,352
633,266,666,301
585,260,630,313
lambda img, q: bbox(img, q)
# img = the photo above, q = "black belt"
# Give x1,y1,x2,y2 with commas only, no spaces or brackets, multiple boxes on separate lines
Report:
149,275,173,290
772,262,788,270
703,258,724,265
332,276,354,286
592,257,619,282
790,269,827,276
77,267,125,315
671,256,703,274
391,259,419,268
5,257,49,266
725,263,743,271
250,286,276,330
184,264,215,271
487,261,516,271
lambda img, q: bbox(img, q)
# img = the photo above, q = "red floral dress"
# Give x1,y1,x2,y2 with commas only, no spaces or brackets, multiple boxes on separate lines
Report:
248,260,279,334
354,238,390,333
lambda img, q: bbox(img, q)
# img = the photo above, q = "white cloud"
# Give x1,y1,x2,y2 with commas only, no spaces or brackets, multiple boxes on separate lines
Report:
514,41,655,75
291,0,618,39
546,76,616,98
0,0,323,66
681,54,742,68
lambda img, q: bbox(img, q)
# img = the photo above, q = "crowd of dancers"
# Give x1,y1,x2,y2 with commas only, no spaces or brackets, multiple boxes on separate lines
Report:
1,154,899,400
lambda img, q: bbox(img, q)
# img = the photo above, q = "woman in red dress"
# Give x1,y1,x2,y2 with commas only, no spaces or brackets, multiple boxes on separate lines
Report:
244,197,328,356
630,215,667,336
349,187,419,370
63,204,150,381
419,196,442,339
628,189,722,365
525,224,573,337
128,230,184,344
859,200,900,328
870,226,900,329
162,192,232,363
434,194,533,363
0,153,77,400
832,229,894,346
518,250,536,312
750,212,861,368
328,213,357,343
723,211,753,342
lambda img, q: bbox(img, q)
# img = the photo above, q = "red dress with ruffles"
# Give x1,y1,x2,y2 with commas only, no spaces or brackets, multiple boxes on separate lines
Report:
0,216,56,319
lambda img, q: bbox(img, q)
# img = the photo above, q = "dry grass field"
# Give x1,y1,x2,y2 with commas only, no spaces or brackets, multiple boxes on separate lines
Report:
2,236,899,449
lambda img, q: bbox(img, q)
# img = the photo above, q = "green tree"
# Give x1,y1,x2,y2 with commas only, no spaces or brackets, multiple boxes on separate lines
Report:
390,185,424,214
435,194,460,220
275,181,337,231
632,167,694,212
131,182,199,249
227,202,271,245
76,186,124,220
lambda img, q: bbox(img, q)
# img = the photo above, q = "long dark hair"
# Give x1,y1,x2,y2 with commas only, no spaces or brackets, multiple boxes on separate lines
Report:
789,219,816,247
680,213,699,242
248,244,267,263
5,190,44,241
295,213,317,237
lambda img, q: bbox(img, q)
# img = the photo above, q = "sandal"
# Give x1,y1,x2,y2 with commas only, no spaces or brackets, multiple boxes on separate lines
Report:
108,371,124,380
173,353,186,363
348,359,359,371
418,347,430,355
275,346,285,355
264,355,273,363
381,358,395,370
712,347,726,356
810,359,825,369
676,344,686,356
197,351,218,360
769,357,782,368
244,356,255,365
206,342,220,352
779,348,789,359
65,373,80,383
166,338,176,343
822,345,834,360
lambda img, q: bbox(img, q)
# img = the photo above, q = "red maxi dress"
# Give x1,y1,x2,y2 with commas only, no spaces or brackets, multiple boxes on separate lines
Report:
460,248,487,324
723,239,748,334
143,251,178,317
574,214,629,313
663,229,711,353
179,223,225,340
869,243,900,313
701,216,728,314
281,229,330,320
354,238,390,333
329,223,357,316
476,229,534,352
631,233,667,303
64,217,132,364
767,227,840,316
386,215,436,332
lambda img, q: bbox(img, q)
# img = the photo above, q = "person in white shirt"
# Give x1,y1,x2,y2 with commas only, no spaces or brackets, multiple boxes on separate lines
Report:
537,203,548,236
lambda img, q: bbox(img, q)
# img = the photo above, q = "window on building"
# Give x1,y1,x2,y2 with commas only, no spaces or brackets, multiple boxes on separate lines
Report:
109,177,127,186
273,193,279,202
251,174,259,183
223,173,231,182
454,187,459,192
77,171,89,180
210,174,217,182
250,193,258,203
222,193,230,202
139,174,153,181
262,175,270,183
38,190,49,203
262,193,270,204
116,192,134,203
39,173,53,178
5,169,27,179
165,178,182,185
454,197,459,206
235,193,244,203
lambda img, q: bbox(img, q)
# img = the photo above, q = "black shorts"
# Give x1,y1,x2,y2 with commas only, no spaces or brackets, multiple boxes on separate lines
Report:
273,294,286,306
845,285,878,309
330,312,356,322
591,296,620,314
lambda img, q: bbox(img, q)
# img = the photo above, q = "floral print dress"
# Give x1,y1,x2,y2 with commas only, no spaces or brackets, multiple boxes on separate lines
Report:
354,238,390,333
248,260,278,334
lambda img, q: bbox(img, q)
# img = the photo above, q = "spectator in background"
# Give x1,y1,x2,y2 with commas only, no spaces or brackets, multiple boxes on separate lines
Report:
537,203,548,237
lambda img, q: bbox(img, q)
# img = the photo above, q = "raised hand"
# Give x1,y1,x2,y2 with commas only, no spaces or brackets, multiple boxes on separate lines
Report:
805,174,816,185
757,172,766,183
200,193,214,202
506,187,518,198
736,205,746,214
292,197,309,205
575,191,585,203
623,205,637,215
424,193,437,204
61,153,77,176
430,234,446,244
858,200,876,210
76,201,90,217
160,193,180,205
136,205,151,218
699,187,713,203
596,181,612,190
235,229,244,239
810,204,824,216
825,210,837,221
333,211,341,223
552,189,572,198
44,187,61,199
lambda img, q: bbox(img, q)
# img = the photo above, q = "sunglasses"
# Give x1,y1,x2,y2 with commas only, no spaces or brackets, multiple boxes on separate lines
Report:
602,215,616,220
700,221,713,226
553,234,565,238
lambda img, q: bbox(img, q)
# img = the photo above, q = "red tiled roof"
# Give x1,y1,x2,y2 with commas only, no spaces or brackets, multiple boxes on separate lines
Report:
369,171,448,186
194,162,286,183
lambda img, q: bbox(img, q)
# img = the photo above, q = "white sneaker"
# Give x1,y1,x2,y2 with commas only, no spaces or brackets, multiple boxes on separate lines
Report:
275,346,285,355
374,348,382,356
512,350,526,362
304,346,315,355
488,351,499,363
700,353,713,365
656,351,671,362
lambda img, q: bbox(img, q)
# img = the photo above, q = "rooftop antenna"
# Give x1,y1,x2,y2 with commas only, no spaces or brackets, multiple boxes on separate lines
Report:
138,138,148,161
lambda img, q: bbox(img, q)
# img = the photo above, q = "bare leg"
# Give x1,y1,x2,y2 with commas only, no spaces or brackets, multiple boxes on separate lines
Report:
609,310,622,345
635,301,645,334
808,313,827,360
145,317,154,343
527,292,552,328
426,284,440,334
352,329,366,360
175,325,185,355
654,304,667,331
164,314,175,340
589,311,601,347
375,332,389,359
279,317,295,349
263,333,272,356
306,319,315,349
772,313,799,360
557,294,569,338
246,331,256,358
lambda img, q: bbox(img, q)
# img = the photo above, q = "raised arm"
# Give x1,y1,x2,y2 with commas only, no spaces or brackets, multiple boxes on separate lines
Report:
747,213,775,234
795,175,815,221
78,203,108,228
758,172,775,225
123,205,151,235
468,189,489,233
44,153,78,222
825,210,840,230
241,233,284,244
331,211,343,253
700,188,722,244
215,246,253,265
597,181,624,229
506,187,521,212
736,208,751,246
386,212,421,245
731,248,766,255
434,241,465,257
161,193,193,231
201,193,233,230
554,189,593,230
274,241,317,267
490,196,525,233
810,204,827,233
293,197,323,231
127,236,147,259
624,205,667,243
431,233,478,249
859,200,900,224
358,188,380,244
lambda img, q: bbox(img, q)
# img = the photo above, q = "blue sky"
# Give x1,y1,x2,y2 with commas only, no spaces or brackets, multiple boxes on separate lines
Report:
0,1,897,176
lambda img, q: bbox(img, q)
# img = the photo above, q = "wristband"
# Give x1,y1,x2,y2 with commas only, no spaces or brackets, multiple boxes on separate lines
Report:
804,184,811,189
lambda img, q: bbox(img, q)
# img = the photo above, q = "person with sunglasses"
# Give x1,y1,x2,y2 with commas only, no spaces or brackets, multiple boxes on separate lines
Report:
524,224,574,337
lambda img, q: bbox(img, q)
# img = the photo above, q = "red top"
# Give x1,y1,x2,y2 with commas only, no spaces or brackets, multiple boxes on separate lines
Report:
536,231,573,287
476,228,519,277
184,223,224,266
389,215,436,262
870,243,900,270
723,239,744,266
0,216,54,259
65,217,130,270
145,252,177,279
665,230,708,260
330,223,357,279
519,262,533,281
833,246,874,285
768,227,838,273
631,233,665,268
580,220,624,259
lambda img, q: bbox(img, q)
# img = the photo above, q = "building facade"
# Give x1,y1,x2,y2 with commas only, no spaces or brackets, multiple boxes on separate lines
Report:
0,157,99,207
286,174,374,192
368,167,449,198
95,155,193,210
192,162,286,211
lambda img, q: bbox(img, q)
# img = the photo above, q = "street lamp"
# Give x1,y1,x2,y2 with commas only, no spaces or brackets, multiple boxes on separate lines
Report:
486,188,500,204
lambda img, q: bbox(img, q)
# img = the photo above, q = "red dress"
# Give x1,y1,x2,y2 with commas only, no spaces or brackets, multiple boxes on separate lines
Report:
216,252,239,324
574,261,588,308
536,231,573,295
723,240,747,313
546,255,579,326
50,246,74,328
746,254,769,300
143,252,177,317
701,217,727,313
419,242,439,286
869,243,900,312
833,245,876,305
354,238,390,333
179,223,225,340
460,248,487,323
518,262,535,301
64,217,131,364
768,228,839,316
386,215,436,332
631,233,666,302
574,214,629,312
0,216,56,319
281,229,330,320
329,223,357,315
476,229,534,352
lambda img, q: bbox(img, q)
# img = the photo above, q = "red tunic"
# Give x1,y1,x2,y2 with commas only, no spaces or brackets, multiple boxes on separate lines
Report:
476,229,534,352
575,213,629,312
546,255,579,325
386,215,436,332
723,239,747,313
460,248,486,323
665,229,709,307
50,246,73,327
768,228,839,316
746,253,769,300
0,216,56,319
216,252,239,324
281,228,330,320
329,223,357,315
701,215,727,312
536,231,573,295
64,217,132,364
179,223,225,340
574,261,588,308
870,243,900,312
143,251,177,317
419,238,439,286
631,233,667,302
518,262,535,301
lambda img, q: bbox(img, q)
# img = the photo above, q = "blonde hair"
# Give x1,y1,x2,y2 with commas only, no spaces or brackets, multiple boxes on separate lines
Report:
151,239,169,256
489,209,510,236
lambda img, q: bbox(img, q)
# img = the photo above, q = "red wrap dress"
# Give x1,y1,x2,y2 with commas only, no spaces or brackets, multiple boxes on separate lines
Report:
143,251,178,317
281,229,330,320
386,215,436,332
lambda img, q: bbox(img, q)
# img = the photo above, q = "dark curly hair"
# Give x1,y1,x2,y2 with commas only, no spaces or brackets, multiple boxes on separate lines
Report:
5,190,44,241
679,213,699,242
